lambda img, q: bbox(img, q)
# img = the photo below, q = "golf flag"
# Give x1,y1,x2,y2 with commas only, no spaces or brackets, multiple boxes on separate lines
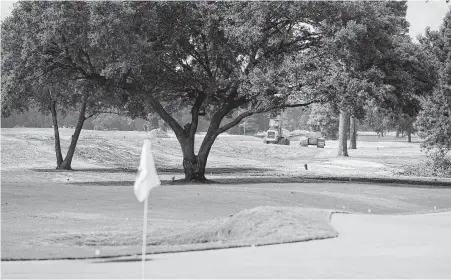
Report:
134,139,161,202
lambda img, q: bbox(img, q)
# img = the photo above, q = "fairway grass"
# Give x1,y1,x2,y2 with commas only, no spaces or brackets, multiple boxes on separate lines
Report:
0,127,425,178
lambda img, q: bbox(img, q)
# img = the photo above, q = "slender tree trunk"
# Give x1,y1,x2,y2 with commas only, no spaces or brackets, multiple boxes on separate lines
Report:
349,116,357,149
406,117,414,143
407,125,412,143
338,110,350,157
50,101,64,167
57,98,87,170
197,121,221,177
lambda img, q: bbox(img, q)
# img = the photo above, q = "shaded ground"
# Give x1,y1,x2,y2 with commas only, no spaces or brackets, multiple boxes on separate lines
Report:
3,211,451,279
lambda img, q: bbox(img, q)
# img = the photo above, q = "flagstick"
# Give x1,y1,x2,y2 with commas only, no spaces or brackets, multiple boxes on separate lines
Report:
141,197,149,279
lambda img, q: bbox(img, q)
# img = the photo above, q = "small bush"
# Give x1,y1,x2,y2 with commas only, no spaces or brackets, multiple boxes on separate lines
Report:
401,150,451,178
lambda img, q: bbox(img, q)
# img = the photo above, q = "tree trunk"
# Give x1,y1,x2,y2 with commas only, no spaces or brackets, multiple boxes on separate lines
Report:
182,154,206,181
181,120,221,181
349,116,357,149
407,125,412,143
338,110,349,157
50,101,64,167
57,99,87,170
179,135,204,181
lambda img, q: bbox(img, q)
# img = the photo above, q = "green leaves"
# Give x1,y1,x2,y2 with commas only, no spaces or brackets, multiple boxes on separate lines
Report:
2,1,443,139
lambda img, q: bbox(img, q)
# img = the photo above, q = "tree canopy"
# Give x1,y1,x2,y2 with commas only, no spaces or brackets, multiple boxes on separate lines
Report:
416,8,451,155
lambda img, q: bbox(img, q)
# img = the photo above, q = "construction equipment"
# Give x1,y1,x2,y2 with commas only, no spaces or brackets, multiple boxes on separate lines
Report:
264,115,291,145
300,130,326,148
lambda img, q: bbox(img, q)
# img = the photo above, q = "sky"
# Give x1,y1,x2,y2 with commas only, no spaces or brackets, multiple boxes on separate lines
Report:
1,0,450,39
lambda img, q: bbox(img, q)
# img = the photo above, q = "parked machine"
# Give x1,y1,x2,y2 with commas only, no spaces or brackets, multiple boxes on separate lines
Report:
300,130,326,148
264,115,290,145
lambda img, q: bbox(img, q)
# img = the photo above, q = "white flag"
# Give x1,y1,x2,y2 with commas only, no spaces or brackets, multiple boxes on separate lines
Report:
134,139,161,202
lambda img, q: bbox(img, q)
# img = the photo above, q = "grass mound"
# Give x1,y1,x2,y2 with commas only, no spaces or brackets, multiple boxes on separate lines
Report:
42,207,337,250
217,206,337,244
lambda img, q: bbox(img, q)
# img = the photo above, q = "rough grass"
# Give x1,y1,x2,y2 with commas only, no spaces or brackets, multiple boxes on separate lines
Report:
398,152,451,178
39,207,336,248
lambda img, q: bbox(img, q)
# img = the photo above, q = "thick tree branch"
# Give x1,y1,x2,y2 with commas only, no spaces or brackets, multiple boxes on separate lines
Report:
84,110,118,120
261,32,322,60
226,85,240,103
189,92,206,138
281,99,319,108
85,74,186,137
80,49,95,73
123,83,185,137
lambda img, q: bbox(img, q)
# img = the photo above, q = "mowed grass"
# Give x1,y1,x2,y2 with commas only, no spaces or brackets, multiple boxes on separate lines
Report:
2,128,450,260
0,127,428,178
1,128,322,173
1,178,342,260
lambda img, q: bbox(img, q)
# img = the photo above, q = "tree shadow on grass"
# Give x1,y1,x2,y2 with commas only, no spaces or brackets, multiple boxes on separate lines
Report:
32,167,273,174
31,168,137,173
92,257,153,263
68,176,451,189
210,176,451,188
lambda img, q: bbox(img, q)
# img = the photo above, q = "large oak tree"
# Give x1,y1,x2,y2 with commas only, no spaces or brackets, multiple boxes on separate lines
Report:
3,2,338,180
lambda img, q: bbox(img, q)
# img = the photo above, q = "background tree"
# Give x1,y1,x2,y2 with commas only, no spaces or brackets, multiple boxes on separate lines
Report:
319,1,436,155
238,116,259,135
307,103,339,139
309,1,409,156
283,107,311,131
389,112,416,142
91,114,130,131
416,9,451,158
1,2,121,170
349,116,358,149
